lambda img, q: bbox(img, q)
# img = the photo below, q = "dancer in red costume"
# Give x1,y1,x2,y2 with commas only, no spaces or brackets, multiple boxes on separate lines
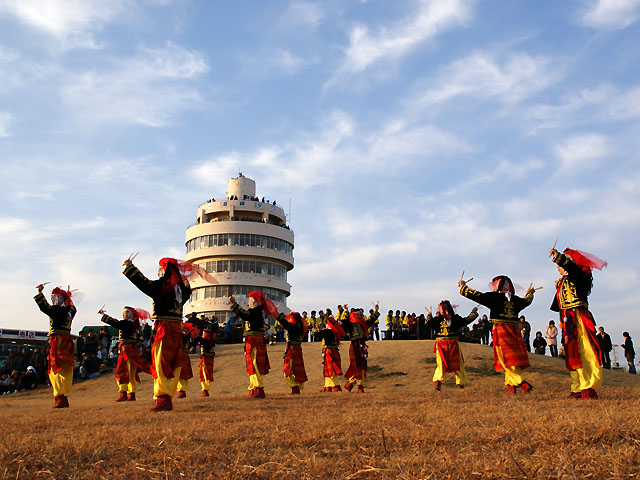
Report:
549,246,606,399
34,284,77,408
275,312,308,394
99,306,151,402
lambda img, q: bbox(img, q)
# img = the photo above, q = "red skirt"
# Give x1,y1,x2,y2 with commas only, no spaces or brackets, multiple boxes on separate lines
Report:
151,321,187,380
435,339,462,373
323,347,342,377
563,308,602,371
283,344,307,383
48,334,74,374
245,335,270,376
345,340,367,380
199,355,214,382
115,343,151,384
493,323,529,371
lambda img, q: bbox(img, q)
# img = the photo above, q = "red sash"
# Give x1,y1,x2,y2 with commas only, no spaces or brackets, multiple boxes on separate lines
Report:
345,340,367,380
562,308,602,371
245,335,270,376
434,339,462,373
48,334,74,374
283,344,307,383
322,347,342,377
493,323,530,371
150,321,185,380
199,355,214,382
115,343,151,384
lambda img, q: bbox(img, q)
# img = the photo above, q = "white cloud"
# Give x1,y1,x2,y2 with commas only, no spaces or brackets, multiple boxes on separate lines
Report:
0,111,13,137
553,133,610,170
61,42,209,127
326,0,473,87
281,2,323,28
526,84,640,132
579,0,640,30
0,0,130,48
419,50,560,106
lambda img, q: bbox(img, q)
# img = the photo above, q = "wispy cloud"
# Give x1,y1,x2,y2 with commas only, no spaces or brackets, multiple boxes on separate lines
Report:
526,84,640,132
553,133,610,171
60,42,209,127
0,0,130,49
0,111,12,137
578,0,640,30
418,50,561,106
280,1,324,28
326,0,474,87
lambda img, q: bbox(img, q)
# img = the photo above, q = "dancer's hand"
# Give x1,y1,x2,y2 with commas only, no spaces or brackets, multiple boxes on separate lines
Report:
228,295,235,304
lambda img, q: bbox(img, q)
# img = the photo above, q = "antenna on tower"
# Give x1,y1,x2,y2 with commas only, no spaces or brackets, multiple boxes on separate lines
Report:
288,197,292,225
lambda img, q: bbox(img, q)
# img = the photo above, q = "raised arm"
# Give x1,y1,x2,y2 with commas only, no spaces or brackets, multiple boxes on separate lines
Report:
462,307,479,326
34,291,54,316
459,283,490,308
123,263,157,298
229,296,250,321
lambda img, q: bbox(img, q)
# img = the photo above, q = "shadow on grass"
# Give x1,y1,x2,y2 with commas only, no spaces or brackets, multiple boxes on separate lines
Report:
368,364,408,378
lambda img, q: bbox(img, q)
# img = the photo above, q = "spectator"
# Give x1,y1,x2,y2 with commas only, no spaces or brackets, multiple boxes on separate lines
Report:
622,332,636,374
8,370,21,393
108,346,119,367
0,373,11,394
480,314,491,345
75,331,85,362
80,354,100,379
84,329,99,355
533,331,547,355
545,320,559,358
19,366,38,390
19,348,31,372
99,327,112,351
142,321,152,349
596,327,612,369
96,344,107,366
519,315,531,352
1,351,20,375
30,347,47,383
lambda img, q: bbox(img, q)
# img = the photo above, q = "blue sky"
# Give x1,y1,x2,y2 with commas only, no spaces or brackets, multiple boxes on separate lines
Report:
1,0,639,353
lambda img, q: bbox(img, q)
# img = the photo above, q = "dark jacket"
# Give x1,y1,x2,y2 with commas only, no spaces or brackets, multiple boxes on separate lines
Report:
597,332,612,352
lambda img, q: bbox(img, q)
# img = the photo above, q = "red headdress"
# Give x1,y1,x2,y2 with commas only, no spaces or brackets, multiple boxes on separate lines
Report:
327,316,346,342
248,291,279,318
349,310,369,336
490,275,514,295
285,312,308,337
563,248,607,273
51,287,73,307
159,257,219,294
124,306,151,326
437,300,457,320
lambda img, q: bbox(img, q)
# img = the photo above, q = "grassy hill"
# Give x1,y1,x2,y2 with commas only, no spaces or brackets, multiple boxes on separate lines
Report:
1,340,639,479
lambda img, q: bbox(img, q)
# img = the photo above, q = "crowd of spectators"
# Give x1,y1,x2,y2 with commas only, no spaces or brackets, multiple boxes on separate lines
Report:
0,347,47,394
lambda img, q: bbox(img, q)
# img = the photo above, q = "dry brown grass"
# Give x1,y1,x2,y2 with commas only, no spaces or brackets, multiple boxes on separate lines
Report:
1,340,639,479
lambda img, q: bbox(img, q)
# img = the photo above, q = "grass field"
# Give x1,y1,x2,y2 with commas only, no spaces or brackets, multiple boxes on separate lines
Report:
1,340,639,479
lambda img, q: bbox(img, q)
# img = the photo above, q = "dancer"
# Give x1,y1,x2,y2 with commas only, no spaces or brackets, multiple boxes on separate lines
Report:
549,247,606,398
343,304,380,393
459,276,535,394
197,318,218,397
275,311,308,394
34,284,77,408
123,256,215,412
99,306,152,401
315,314,347,392
426,301,478,390
176,320,198,398
229,291,275,398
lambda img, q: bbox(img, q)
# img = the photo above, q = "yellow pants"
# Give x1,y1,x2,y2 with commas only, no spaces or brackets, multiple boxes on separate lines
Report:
248,347,264,390
153,339,182,398
348,375,364,386
117,359,138,394
324,376,340,388
200,364,211,392
49,363,73,398
177,378,189,392
495,346,527,386
569,317,602,392
432,351,466,385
